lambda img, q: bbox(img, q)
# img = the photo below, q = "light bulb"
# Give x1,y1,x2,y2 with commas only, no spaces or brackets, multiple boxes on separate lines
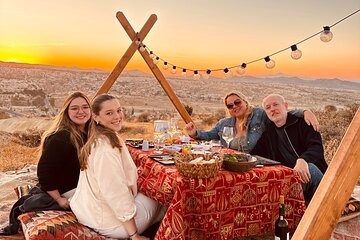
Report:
202,69,211,79
290,45,302,60
171,66,177,74
181,69,187,76
320,26,333,42
153,56,159,65
149,51,155,59
135,38,141,45
139,44,146,52
163,62,169,70
236,63,247,75
193,70,200,80
264,56,275,69
224,68,232,78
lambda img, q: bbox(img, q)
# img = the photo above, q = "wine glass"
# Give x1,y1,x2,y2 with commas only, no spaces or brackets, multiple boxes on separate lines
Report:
167,118,178,140
222,126,235,148
154,121,166,154
153,132,165,154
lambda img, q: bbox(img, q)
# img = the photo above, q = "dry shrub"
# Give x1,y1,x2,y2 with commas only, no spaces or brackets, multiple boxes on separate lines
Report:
12,128,42,147
121,122,153,140
201,109,226,126
318,104,359,162
0,142,38,171
137,112,150,122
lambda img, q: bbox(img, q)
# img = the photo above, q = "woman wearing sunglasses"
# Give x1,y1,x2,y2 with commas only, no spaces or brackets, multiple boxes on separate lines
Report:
184,92,319,152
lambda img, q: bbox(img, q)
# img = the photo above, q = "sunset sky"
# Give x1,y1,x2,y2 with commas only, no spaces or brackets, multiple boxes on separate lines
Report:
1,0,359,80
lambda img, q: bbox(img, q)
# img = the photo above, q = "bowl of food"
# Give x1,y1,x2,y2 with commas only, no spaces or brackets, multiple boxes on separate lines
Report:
222,153,257,172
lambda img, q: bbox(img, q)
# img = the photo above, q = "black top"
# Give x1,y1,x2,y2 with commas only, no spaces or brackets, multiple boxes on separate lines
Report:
251,113,328,174
37,130,85,194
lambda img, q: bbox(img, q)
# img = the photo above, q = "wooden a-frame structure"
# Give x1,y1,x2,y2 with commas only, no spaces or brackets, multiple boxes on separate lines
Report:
95,12,192,124
97,12,360,239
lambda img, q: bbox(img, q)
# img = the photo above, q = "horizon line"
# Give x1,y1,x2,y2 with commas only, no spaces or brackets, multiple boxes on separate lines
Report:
1,60,359,82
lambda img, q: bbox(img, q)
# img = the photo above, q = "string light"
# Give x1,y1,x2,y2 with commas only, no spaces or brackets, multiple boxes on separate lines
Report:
224,68,232,78
138,9,359,77
320,26,333,42
153,56,160,65
181,69,187,76
264,56,275,69
163,62,169,70
139,44,146,52
149,51,155,59
135,38,141,45
193,70,200,80
202,69,211,79
290,45,302,60
236,63,247,75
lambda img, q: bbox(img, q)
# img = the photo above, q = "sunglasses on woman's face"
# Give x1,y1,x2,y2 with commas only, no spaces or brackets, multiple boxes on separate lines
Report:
226,99,242,109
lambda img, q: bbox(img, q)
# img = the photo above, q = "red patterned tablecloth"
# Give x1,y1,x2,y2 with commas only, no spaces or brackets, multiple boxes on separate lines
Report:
128,147,306,240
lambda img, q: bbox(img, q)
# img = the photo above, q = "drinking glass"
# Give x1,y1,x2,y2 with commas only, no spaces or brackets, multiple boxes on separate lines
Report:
222,126,235,148
168,118,179,140
154,122,166,154
153,132,165,154
210,139,222,153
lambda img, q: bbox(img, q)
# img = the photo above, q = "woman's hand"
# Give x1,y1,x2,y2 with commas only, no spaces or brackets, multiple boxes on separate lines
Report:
303,110,320,131
184,122,197,138
131,233,149,240
56,196,70,209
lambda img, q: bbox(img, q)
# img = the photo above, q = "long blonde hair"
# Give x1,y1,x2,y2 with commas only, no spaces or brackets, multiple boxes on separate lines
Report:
39,92,91,157
224,92,254,130
79,94,122,170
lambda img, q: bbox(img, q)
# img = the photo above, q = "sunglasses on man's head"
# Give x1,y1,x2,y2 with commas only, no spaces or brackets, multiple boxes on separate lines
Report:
226,99,242,109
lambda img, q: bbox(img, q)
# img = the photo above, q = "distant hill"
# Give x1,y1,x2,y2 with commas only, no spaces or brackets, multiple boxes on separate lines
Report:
231,75,360,91
1,61,359,89
0,61,106,73
0,61,359,115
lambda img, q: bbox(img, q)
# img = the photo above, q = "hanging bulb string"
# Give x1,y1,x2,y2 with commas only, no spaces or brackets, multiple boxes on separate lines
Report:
329,8,360,28
141,8,360,73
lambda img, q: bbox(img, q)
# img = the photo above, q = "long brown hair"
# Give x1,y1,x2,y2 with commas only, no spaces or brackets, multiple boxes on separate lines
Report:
39,92,91,157
224,92,254,130
79,94,122,170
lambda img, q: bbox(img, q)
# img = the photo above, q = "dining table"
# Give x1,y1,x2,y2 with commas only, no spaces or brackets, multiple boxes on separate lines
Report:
127,146,306,240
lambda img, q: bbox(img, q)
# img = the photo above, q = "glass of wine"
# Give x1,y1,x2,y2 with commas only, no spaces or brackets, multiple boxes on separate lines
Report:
167,118,179,140
222,126,235,148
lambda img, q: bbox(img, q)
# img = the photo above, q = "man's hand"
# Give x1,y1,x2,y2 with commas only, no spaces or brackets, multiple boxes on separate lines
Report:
293,158,311,184
304,110,320,132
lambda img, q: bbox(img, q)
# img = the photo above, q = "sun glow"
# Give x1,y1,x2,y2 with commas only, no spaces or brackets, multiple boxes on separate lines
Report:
5,59,22,63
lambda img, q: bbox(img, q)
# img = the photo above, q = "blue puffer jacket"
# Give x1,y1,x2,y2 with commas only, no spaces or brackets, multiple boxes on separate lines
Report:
194,107,304,152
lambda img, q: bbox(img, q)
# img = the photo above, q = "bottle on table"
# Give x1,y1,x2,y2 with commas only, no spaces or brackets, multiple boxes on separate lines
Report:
142,139,149,152
275,195,289,240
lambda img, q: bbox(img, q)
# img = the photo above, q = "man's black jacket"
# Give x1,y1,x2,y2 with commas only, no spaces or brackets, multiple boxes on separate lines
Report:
250,113,328,174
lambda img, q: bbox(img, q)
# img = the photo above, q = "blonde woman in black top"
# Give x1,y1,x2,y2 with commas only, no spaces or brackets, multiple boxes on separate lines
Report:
37,91,91,209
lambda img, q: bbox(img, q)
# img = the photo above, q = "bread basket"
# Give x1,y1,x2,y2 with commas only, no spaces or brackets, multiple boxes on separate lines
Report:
173,152,222,178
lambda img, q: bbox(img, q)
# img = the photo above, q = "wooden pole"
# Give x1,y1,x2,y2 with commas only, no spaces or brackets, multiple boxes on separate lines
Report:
115,12,192,123
94,13,157,96
292,107,360,240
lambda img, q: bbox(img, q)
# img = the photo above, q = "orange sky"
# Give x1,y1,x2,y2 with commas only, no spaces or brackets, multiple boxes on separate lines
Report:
0,1,359,80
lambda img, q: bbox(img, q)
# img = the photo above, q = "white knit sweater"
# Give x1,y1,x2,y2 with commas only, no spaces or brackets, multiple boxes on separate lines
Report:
70,137,138,230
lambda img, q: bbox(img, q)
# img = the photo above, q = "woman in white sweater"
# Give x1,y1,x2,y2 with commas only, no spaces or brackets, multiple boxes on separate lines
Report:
70,94,162,240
